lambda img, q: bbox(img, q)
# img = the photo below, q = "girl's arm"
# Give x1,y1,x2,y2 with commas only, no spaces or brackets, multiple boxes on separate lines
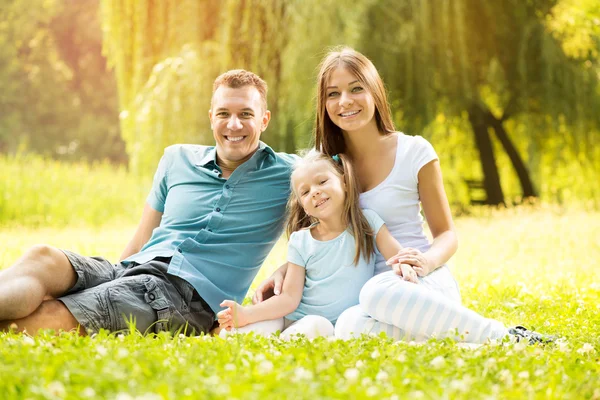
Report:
218,263,305,329
388,160,457,276
375,225,419,283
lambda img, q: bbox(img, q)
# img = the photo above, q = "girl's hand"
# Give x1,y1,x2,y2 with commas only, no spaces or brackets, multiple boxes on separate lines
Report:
252,269,285,304
217,300,251,329
391,263,419,283
386,247,434,277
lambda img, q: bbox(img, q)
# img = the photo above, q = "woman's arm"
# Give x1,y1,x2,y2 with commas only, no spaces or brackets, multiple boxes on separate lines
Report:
386,159,457,275
252,262,289,303
219,263,305,328
375,225,418,283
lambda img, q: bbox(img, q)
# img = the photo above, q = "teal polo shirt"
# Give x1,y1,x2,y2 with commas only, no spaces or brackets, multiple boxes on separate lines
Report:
124,142,298,314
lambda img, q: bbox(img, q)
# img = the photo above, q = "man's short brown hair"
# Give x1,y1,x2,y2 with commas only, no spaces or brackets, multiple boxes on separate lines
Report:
212,69,268,111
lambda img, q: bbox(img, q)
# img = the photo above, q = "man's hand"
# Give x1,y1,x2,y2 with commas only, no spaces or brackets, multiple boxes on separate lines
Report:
391,263,419,284
386,247,433,277
252,269,285,304
217,300,251,330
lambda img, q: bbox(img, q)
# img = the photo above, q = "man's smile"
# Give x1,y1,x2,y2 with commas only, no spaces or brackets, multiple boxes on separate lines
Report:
225,135,246,142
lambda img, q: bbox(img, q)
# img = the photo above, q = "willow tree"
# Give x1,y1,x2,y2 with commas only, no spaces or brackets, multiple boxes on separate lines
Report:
101,0,371,173
359,0,600,205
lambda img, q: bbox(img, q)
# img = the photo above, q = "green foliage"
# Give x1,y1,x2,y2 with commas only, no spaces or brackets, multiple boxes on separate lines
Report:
1,208,599,399
0,0,125,163
0,154,148,228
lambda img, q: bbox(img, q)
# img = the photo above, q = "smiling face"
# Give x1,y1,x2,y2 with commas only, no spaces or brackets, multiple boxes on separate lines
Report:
325,67,378,135
292,160,346,223
209,85,270,163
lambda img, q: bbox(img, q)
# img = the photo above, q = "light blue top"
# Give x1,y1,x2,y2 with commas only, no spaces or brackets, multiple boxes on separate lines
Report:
124,142,298,315
286,209,385,324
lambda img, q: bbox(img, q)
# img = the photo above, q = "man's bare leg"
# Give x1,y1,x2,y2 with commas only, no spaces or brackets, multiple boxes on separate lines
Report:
0,245,77,320
0,300,85,335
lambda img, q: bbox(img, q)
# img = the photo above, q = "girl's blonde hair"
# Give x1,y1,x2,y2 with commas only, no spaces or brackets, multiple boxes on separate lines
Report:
314,47,396,156
286,151,375,265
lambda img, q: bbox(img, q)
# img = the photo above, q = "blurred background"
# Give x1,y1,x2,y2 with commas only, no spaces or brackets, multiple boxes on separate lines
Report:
1,0,599,228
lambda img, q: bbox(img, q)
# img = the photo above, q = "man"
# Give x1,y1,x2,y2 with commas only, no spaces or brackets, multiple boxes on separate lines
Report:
0,70,297,335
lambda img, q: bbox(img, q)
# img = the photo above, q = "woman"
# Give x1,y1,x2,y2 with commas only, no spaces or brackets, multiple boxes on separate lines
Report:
255,47,550,344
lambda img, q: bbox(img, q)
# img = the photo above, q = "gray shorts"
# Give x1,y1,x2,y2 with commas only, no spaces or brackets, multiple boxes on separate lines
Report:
58,250,215,335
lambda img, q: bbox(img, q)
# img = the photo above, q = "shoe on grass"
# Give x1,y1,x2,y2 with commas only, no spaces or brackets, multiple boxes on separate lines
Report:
508,325,556,345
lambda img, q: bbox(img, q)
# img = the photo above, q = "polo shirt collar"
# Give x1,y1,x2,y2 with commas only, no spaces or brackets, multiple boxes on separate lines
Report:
195,141,275,169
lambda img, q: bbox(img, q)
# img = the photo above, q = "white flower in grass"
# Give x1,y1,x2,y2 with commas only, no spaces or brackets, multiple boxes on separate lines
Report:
577,343,594,355
224,363,236,371
534,369,545,377
96,345,108,356
450,379,469,392
430,356,446,369
82,387,96,397
46,381,66,398
135,394,162,400
183,388,192,396
344,368,359,381
361,378,372,387
390,396,400,400
518,371,530,380
366,386,379,396
513,341,527,352
371,350,380,359
396,353,407,362
411,391,425,399
257,360,273,374
484,358,497,369
402,378,411,385
117,348,129,359
115,393,133,400
376,371,389,381
22,336,35,346
355,360,364,368
293,367,313,381
455,358,466,368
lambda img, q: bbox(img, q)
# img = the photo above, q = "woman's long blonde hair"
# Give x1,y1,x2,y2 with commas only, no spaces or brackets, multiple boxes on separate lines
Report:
314,47,396,156
286,151,375,265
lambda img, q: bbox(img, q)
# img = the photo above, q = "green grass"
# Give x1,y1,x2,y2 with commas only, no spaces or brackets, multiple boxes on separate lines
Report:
0,154,148,228
1,207,599,399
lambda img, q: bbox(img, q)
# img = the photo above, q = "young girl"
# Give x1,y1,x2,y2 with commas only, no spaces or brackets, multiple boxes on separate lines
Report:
217,151,418,339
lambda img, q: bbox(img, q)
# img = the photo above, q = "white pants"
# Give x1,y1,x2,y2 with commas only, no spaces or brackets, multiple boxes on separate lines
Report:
220,314,334,340
335,267,509,343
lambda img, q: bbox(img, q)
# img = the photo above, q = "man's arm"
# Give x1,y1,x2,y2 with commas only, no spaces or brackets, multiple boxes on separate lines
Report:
119,203,163,261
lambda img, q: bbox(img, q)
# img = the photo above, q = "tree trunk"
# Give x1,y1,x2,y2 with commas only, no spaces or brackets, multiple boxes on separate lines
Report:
486,112,538,199
468,105,505,205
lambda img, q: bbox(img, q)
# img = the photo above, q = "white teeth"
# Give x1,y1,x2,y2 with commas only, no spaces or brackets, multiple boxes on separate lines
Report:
315,198,328,207
340,110,359,117
227,136,244,142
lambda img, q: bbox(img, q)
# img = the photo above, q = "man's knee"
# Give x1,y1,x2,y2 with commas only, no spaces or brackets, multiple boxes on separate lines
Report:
16,300,83,335
24,244,63,266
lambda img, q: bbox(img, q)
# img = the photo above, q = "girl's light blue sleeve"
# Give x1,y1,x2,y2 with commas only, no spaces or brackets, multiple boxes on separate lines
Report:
362,209,385,235
286,231,307,268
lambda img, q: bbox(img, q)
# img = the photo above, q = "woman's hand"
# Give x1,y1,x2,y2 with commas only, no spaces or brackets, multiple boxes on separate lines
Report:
217,300,251,330
252,268,286,304
391,262,419,283
387,248,434,277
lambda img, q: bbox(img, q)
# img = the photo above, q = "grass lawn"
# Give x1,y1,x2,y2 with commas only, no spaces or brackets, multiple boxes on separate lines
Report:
1,207,599,399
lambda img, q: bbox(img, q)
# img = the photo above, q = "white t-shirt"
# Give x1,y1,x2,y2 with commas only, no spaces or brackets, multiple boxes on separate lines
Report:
359,133,438,275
